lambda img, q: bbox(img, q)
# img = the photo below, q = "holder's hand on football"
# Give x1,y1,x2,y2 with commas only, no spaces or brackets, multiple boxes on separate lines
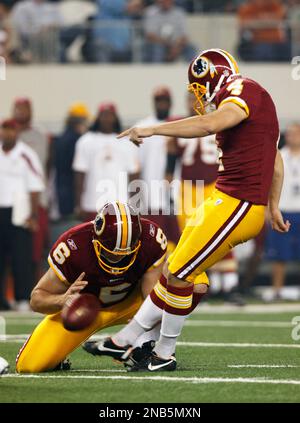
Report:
63,272,88,304
117,126,154,146
269,208,291,233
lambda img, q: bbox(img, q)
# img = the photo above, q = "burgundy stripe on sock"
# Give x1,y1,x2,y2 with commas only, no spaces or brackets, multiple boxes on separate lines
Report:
159,274,168,288
166,283,194,297
164,283,194,316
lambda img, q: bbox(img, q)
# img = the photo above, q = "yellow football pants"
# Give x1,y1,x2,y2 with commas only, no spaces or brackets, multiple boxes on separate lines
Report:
177,180,216,232
16,287,144,373
169,188,265,284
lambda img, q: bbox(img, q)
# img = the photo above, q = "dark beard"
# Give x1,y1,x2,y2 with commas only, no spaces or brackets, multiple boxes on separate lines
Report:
155,110,170,121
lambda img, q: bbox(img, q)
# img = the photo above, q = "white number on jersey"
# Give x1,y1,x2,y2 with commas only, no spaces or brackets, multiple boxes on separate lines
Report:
53,242,70,264
99,282,132,305
177,136,218,166
156,228,168,250
226,79,244,96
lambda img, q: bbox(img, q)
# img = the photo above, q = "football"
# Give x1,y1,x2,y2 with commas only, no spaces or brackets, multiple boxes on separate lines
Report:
61,293,100,332
0,356,9,375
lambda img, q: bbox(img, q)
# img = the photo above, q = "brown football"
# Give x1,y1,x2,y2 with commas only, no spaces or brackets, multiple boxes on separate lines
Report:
61,293,100,331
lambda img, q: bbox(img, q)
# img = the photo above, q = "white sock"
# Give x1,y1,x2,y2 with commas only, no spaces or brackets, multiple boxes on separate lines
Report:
112,318,145,347
154,311,187,359
112,296,163,346
132,323,161,348
134,295,163,329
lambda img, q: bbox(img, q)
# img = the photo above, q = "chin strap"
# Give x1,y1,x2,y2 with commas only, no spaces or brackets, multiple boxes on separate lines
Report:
206,74,226,103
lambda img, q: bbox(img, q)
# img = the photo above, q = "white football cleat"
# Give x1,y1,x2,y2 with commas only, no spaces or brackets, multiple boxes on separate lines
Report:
0,356,9,375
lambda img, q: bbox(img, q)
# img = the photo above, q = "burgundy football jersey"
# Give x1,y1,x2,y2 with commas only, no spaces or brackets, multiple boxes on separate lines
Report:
48,219,167,307
174,135,218,184
215,77,279,205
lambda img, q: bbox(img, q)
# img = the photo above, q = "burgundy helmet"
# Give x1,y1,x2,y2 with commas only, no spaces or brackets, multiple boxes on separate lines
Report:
188,48,240,114
92,202,142,275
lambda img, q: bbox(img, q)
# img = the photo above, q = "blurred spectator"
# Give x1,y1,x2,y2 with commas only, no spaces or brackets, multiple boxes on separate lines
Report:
238,0,290,62
144,0,196,11
13,97,50,280
265,123,300,301
11,0,63,63
90,0,144,63
0,119,44,311
287,0,300,55
0,3,14,62
53,103,90,218
135,86,180,251
143,0,195,62
73,102,140,221
0,1,18,7
224,0,248,12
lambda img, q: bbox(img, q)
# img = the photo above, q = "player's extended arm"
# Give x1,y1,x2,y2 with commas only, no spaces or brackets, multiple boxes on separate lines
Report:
268,150,291,233
30,269,88,314
118,103,247,146
140,260,165,298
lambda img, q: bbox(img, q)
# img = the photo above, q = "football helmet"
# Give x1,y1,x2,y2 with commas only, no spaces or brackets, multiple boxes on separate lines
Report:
92,202,142,275
188,48,240,114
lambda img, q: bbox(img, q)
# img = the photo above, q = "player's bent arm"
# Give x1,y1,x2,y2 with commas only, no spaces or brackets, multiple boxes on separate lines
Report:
30,269,88,314
140,260,165,299
269,150,284,212
30,268,69,314
268,150,291,233
118,103,247,144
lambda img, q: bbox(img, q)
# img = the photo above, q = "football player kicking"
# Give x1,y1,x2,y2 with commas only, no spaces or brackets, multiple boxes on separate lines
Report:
111,48,290,372
16,202,172,373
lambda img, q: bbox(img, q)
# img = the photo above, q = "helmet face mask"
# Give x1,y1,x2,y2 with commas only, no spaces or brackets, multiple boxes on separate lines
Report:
187,82,207,115
92,202,142,275
92,238,141,275
187,49,240,115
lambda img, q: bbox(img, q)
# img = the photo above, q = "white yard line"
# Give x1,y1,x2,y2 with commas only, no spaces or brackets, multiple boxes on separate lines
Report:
2,335,300,350
176,342,300,349
1,303,300,318
228,364,300,368
194,303,300,314
71,369,127,373
4,319,293,328
185,320,291,328
2,374,300,386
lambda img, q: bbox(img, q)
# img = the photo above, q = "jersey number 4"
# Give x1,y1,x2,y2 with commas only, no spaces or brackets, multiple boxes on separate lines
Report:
226,79,244,96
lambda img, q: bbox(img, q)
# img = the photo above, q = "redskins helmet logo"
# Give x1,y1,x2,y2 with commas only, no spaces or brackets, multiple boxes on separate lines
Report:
191,56,210,79
94,212,105,236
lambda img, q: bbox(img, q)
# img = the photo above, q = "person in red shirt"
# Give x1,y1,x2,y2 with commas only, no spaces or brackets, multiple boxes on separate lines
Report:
116,48,290,372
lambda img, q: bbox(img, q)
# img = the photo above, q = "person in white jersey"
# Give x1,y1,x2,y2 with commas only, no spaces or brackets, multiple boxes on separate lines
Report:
73,102,140,221
13,97,50,285
0,119,44,311
135,86,180,251
266,123,300,300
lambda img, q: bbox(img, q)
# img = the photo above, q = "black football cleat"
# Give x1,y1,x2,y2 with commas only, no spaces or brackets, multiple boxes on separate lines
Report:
53,358,72,371
82,338,131,361
123,340,156,372
147,352,177,372
126,351,177,372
